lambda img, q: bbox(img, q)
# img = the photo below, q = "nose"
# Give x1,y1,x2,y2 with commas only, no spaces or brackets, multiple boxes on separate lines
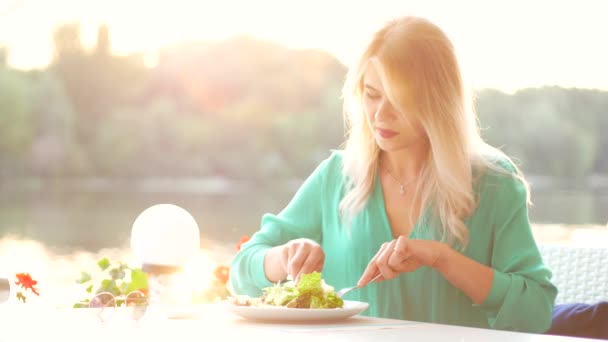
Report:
374,99,396,121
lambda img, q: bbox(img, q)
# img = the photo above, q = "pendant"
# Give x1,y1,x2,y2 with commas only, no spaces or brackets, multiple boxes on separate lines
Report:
399,184,405,196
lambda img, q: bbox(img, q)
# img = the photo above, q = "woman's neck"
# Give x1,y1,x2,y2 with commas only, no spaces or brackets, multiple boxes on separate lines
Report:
381,143,429,182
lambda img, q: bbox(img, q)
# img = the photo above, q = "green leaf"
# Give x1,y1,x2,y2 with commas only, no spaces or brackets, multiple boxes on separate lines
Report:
262,283,298,306
98,279,120,296
100,279,112,289
85,284,93,293
16,291,26,303
97,257,111,271
119,281,130,294
74,299,90,308
297,272,323,297
109,267,125,280
324,292,344,308
310,295,323,309
76,272,92,284
126,269,149,293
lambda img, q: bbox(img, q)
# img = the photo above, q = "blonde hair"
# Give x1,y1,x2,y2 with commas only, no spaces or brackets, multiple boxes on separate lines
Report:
339,16,529,248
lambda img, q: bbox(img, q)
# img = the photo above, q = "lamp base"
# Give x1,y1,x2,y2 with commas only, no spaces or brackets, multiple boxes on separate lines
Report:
142,263,181,275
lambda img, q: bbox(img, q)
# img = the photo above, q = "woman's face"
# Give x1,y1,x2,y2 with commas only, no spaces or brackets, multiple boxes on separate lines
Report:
362,63,427,152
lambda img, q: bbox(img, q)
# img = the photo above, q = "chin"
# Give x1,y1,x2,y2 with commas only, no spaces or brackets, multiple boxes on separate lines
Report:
375,140,400,152
375,138,419,152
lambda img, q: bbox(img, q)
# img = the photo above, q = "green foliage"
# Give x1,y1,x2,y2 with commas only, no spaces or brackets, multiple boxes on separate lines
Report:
76,272,91,284
0,68,34,161
16,292,27,303
0,46,7,66
476,87,606,179
2,20,608,181
73,257,148,308
97,257,110,271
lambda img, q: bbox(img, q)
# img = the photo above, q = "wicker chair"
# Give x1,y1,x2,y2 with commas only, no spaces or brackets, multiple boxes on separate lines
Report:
539,244,608,305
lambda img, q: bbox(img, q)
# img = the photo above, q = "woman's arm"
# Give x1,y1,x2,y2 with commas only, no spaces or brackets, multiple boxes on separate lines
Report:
359,172,557,333
431,243,495,305
229,153,337,296
359,237,494,305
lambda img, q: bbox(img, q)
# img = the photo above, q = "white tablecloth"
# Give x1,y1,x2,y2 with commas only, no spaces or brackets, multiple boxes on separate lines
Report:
0,303,598,342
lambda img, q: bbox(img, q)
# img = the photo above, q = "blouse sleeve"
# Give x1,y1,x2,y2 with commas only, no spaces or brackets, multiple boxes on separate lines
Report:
479,173,558,333
229,154,333,296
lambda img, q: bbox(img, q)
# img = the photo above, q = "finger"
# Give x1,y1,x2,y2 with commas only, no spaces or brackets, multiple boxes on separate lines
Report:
376,240,398,280
286,244,297,278
358,263,380,287
281,245,291,277
393,235,409,257
389,236,412,270
371,272,385,282
313,257,324,273
288,244,308,279
358,242,388,287
296,248,324,280
298,256,325,283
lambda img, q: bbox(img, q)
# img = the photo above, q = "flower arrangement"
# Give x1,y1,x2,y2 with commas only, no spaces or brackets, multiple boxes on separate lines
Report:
73,235,251,306
14,273,40,303
74,257,149,308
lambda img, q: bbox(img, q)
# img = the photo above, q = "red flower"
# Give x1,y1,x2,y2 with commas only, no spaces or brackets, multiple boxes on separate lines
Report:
214,265,230,285
15,273,39,296
236,235,250,251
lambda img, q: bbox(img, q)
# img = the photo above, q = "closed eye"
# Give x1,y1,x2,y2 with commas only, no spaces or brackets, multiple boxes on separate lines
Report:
363,84,382,100
364,91,381,100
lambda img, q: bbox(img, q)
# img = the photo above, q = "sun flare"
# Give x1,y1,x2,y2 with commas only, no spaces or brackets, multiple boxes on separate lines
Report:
169,251,217,304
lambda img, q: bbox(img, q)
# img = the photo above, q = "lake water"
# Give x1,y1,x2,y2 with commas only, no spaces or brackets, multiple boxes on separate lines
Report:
1,180,608,254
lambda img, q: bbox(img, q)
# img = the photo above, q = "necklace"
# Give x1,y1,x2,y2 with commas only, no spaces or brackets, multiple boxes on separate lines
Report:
384,166,417,196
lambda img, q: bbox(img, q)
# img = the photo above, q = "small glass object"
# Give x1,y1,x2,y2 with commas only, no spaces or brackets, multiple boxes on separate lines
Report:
88,290,149,322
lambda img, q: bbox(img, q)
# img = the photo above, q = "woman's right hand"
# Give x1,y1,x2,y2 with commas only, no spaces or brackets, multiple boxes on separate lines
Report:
280,238,325,281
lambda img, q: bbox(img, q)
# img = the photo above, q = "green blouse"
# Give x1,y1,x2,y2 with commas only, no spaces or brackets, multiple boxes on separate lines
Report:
230,150,557,333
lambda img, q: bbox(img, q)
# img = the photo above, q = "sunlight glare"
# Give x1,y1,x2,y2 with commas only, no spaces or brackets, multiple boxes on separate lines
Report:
169,250,215,304
0,238,50,281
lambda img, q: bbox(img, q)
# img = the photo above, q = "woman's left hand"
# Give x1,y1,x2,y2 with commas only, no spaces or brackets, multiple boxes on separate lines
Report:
357,236,446,287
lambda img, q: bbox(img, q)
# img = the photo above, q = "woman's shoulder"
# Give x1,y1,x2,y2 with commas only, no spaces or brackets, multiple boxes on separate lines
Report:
306,149,345,183
300,150,345,197
475,148,522,178
319,149,345,171
474,150,529,202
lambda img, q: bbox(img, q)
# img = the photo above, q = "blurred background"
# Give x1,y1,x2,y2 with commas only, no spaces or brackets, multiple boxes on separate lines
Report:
1,0,607,297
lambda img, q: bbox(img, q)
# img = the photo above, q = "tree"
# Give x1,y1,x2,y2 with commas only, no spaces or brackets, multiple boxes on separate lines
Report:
0,68,34,175
27,71,77,176
0,46,7,66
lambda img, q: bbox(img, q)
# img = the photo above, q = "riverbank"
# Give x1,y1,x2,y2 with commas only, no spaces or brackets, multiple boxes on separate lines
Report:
5,174,608,193
533,223,608,246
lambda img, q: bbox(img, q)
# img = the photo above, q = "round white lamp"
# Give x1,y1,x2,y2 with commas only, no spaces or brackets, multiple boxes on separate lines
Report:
131,204,200,272
131,204,200,306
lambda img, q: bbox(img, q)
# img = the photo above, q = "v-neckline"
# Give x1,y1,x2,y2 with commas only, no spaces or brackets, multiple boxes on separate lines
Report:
374,172,425,240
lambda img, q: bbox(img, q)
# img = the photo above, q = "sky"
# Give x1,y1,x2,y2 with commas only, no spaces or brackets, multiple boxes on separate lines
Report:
1,0,607,93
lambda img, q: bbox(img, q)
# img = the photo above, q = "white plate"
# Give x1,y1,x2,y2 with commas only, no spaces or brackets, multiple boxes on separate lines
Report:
225,300,369,322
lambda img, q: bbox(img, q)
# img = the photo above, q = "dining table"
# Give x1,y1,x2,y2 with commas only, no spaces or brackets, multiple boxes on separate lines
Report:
0,302,601,342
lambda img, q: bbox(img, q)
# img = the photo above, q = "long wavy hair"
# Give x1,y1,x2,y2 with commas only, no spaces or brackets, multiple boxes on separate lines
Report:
339,16,528,248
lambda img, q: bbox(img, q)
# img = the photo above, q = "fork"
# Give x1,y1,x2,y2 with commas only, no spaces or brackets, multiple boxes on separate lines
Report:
336,273,382,298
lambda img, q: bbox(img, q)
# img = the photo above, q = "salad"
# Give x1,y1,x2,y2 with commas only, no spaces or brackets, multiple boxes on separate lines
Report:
231,272,344,309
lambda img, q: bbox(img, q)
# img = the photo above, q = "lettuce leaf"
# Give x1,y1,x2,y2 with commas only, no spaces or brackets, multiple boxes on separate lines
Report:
262,283,298,306
261,272,344,309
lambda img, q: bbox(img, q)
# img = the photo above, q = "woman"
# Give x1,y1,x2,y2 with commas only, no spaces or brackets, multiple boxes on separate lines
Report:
230,16,556,333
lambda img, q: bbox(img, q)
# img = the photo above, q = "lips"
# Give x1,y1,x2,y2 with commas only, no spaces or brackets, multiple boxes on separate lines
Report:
376,128,399,139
